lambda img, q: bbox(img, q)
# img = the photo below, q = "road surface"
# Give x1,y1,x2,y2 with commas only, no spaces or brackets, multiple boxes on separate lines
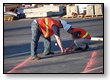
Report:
4,17,104,73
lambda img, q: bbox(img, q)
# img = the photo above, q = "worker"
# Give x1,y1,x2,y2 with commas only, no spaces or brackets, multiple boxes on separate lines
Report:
31,17,64,60
59,20,91,52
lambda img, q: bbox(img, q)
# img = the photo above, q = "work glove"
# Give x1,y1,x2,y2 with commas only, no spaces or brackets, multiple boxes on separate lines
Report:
64,47,73,53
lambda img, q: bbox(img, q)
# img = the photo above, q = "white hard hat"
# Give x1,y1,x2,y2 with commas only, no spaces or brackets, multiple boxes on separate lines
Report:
60,19,71,32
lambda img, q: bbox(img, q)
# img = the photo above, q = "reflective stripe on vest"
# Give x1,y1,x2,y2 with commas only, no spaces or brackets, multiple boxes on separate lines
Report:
82,32,89,38
45,18,49,38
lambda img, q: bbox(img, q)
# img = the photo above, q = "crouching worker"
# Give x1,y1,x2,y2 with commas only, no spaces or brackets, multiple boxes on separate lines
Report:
31,17,64,60
60,20,91,52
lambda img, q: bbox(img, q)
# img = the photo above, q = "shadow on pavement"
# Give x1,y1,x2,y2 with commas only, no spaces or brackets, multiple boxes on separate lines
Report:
4,39,103,59
42,44,103,60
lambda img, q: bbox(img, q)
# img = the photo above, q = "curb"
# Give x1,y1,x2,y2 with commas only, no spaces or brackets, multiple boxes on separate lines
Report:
91,37,103,41
69,18,103,24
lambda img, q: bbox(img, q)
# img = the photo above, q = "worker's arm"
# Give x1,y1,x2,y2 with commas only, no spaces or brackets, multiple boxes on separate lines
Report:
64,40,74,52
52,25,64,53
65,32,80,52
54,35,64,53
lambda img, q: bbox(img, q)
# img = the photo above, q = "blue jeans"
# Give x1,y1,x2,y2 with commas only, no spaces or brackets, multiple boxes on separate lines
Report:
31,20,51,57
74,38,91,49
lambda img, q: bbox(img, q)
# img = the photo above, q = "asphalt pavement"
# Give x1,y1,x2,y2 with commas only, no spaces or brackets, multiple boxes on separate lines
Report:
4,17,104,73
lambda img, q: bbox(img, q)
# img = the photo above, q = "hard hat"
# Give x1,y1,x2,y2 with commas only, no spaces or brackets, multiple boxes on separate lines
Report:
60,19,71,32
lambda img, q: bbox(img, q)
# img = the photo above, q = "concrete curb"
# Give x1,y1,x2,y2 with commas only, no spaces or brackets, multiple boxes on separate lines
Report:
91,37,103,41
66,17,103,23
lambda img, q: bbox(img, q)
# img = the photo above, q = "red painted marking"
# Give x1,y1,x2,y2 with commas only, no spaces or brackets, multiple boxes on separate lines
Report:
7,57,31,73
82,51,97,73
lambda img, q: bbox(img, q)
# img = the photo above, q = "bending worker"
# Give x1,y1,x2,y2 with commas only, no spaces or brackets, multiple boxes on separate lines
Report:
59,20,91,52
31,17,64,60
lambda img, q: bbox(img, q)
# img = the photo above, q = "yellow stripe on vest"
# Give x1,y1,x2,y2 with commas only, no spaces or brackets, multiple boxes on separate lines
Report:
45,18,49,38
82,32,89,38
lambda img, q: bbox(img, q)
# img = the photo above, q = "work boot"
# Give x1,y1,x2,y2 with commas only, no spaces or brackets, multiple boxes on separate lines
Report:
32,56,42,60
82,45,89,51
44,52,54,55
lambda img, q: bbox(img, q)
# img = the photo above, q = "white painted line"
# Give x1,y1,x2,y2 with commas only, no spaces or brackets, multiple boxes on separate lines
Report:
83,66,103,73
91,37,103,41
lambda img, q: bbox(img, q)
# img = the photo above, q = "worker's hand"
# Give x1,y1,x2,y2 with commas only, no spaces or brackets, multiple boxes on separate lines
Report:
61,49,64,54
64,48,70,52
64,47,73,53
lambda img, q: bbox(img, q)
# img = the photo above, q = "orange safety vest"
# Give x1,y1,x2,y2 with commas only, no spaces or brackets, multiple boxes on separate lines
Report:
71,28,91,39
37,18,62,38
